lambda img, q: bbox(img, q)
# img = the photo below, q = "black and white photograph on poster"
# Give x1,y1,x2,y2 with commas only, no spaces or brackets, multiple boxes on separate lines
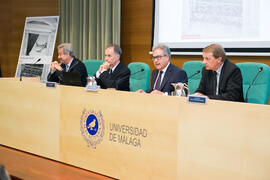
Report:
15,16,59,82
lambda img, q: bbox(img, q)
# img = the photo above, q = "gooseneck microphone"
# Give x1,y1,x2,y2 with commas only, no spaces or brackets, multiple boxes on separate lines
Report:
245,66,263,102
116,68,144,83
35,58,42,64
115,68,144,90
20,58,41,81
131,68,144,76
188,70,200,79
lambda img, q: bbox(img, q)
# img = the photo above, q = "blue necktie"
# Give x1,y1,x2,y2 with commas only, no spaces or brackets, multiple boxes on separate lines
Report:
154,71,163,90
65,65,69,72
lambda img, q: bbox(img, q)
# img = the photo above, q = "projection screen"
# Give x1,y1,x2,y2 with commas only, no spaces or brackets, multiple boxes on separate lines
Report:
152,0,270,56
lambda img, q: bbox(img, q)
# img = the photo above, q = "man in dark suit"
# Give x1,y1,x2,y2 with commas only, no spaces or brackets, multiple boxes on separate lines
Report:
194,44,244,102
95,44,130,91
0,165,10,180
47,43,88,86
137,44,188,95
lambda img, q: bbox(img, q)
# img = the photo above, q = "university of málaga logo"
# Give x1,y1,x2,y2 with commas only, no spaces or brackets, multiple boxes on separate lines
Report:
80,108,105,149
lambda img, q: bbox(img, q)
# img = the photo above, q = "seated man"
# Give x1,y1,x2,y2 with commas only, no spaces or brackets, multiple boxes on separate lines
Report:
137,44,188,95
95,44,130,91
47,43,88,86
0,165,10,180
194,43,244,102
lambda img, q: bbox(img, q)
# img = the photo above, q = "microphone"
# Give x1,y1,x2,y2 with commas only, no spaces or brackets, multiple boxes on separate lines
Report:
20,58,41,81
115,68,144,90
34,58,41,64
131,68,144,76
188,70,200,79
245,66,263,102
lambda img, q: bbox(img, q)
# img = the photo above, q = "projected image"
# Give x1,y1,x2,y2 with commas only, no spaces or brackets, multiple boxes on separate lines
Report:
26,33,49,56
181,0,259,40
20,17,58,57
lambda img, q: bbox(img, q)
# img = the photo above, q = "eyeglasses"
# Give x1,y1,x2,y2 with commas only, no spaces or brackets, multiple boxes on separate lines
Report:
152,55,166,61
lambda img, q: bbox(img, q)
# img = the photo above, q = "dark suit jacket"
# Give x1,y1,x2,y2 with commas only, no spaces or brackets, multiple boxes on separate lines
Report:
95,62,130,91
196,59,244,102
47,58,88,87
147,63,188,94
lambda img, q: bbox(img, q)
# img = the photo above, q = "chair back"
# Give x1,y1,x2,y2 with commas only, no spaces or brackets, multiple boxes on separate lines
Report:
237,62,270,104
128,62,151,92
182,61,204,94
82,59,104,76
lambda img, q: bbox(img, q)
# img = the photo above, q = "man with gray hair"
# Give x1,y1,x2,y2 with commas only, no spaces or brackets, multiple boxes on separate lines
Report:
47,43,88,86
137,44,188,95
194,43,244,102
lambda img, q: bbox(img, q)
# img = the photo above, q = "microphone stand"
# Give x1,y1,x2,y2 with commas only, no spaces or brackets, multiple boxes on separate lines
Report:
188,70,200,79
245,67,263,102
115,68,144,90
131,68,144,76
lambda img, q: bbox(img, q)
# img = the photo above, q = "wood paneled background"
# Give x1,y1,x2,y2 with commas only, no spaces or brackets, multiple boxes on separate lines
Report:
0,0,59,77
0,0,270,77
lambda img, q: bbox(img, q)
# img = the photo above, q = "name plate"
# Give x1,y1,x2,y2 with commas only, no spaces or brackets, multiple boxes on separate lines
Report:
46,82,56,88
85,85,99,92
188,95,207,104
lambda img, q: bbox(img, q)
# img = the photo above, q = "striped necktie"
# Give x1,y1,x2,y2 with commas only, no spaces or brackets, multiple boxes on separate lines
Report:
154,71,163,90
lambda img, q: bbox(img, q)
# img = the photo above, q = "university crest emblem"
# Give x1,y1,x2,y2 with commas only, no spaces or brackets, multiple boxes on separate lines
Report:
80,108,105,148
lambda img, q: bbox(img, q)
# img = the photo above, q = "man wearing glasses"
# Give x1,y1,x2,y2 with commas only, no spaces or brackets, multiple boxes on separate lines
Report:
137,44,187,95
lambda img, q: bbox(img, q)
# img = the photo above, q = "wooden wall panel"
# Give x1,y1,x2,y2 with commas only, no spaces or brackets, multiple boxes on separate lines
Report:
1,0,270,76
121,0,270,72
121,0,153,69
0,0,59,77
0,0,12,77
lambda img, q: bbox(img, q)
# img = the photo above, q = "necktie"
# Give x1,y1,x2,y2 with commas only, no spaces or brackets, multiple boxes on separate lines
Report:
109,69,113,75
154,71,163,90
213,71,217,95
65,65,69,72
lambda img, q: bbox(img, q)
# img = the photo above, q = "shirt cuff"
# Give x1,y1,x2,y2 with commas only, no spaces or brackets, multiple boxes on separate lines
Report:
163,92,168,96
95,71,101,78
